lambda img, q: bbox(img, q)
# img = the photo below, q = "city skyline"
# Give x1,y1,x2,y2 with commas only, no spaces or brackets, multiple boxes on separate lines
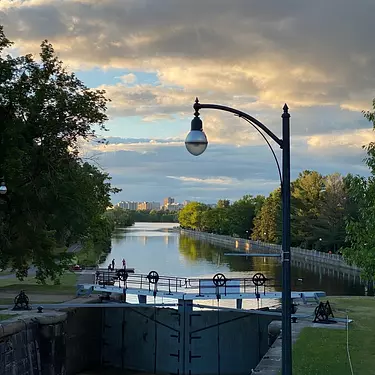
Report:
115,197,191,211
1,1,373,203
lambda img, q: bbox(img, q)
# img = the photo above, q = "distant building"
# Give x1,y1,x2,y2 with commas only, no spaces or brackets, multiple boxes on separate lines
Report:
137,202,148,210
183,200,191,206
137,201,161,211
117,201,138,210
149,202,161,210
163,197,175,206
164,203,183,212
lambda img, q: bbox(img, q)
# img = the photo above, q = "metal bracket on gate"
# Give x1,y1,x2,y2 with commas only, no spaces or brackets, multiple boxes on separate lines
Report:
170,349,180,362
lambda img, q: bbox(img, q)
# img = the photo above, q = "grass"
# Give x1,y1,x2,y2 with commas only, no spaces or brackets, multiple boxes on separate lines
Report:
0,270,15,276
0,272,78,295
0,314,16,321
293,296,375,375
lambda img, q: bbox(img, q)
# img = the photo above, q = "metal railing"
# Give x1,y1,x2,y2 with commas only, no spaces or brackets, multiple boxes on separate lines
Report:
93,269,274,297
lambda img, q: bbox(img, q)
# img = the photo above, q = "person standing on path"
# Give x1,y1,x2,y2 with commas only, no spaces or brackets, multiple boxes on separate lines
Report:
122,258,126,269
112,258,115,270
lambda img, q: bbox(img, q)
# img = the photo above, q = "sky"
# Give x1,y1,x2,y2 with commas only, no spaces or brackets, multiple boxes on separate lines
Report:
1,0,375,204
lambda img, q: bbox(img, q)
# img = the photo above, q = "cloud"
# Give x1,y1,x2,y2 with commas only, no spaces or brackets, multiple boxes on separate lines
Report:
119,73,137,84
166,176,235,185
79,136,369,203
1,0,375,111
1,0,375,202
307,129,374,150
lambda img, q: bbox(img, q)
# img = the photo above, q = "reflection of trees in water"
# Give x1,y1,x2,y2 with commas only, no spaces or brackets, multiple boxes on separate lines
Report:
111,229,128,244
112,230,178,248
178,235,279,275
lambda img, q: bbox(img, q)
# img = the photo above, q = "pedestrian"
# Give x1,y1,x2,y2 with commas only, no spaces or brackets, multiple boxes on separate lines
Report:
108,263,111,271
112,258,115,270
122,258,126,269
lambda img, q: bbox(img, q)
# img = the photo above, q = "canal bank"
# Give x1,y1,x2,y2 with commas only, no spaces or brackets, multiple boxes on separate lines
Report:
180,228,362,279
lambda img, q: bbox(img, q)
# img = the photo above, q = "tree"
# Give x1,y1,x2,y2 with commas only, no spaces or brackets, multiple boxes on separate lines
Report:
343,102,375,279
217,199,230,208
291,170,325,248
229,195,259,238
0,27,118,281
311,173,348,252
104,207,134,227
178,202,208,230
252,189,281,243
343,175,375,279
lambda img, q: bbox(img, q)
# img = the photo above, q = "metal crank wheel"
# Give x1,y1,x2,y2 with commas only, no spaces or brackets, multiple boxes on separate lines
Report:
212,273,227,287
147,270,159,284
314,305,328,322
116,269,129,281
252,272,266,286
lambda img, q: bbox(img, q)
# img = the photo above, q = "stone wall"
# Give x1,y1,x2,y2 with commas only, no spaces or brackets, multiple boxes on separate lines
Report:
0,307,102,375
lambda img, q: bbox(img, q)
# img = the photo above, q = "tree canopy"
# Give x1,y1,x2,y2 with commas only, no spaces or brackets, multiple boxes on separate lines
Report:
0,27,119,281
179,195,264,237
342,103,375,280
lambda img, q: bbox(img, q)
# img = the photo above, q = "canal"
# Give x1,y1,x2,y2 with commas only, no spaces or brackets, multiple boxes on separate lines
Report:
80,222,364,375
101,222,364,299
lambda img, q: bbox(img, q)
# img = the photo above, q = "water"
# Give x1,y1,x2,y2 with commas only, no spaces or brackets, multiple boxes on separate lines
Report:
101,222,365,300
84,222,364,375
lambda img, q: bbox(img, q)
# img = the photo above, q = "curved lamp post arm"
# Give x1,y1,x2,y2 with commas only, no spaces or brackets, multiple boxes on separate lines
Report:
239,116,282,185
194,100,283,148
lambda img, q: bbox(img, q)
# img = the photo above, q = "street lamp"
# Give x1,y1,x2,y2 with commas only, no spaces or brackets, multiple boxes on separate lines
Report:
0,180,7,195
185,98,292,375
185,116,208,156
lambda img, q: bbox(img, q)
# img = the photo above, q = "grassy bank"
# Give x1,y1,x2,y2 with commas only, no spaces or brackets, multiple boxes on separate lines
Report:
0,272,78,295
0,314,16,321
293,296,375,374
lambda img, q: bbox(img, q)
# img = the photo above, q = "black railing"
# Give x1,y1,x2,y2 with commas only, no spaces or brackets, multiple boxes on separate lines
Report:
93,270,275,297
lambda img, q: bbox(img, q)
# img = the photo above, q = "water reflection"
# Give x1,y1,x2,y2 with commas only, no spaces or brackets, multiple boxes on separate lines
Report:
102,223,365,297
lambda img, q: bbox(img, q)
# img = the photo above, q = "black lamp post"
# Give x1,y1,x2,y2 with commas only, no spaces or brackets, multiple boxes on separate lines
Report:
0,179,7,196
185,98,292,375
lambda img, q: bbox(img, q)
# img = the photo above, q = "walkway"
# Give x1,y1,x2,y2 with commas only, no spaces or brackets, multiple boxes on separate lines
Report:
252,302,349,374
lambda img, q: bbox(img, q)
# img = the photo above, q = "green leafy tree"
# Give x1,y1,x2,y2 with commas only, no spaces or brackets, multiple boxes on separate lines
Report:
343,103,375,278
252,189,281,243
343,175,375,279
178,202,208,230
104,207,134,227
0,28,118,281
217,199,230,208
129,209,178,222
229,195,259,238
291,170,325,248
311,173,348,252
